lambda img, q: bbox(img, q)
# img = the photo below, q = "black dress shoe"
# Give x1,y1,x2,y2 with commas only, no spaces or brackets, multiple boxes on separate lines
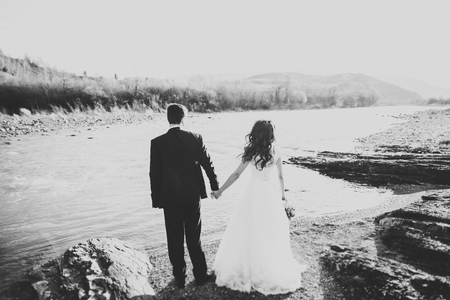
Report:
195,273,214,286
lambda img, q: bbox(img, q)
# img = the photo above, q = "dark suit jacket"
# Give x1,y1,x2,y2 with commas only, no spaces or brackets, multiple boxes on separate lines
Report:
150,127,219,208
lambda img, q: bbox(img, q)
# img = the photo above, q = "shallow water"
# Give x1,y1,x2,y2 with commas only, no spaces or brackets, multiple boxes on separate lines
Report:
0,106,435,289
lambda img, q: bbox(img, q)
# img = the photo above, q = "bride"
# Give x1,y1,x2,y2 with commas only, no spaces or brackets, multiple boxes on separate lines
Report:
211,120,307,295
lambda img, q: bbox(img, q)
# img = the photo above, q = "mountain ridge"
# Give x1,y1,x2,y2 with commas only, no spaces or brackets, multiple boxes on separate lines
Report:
245,72,424,105
374,75,450,99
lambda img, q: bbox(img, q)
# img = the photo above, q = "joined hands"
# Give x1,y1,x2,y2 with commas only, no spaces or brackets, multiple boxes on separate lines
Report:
211,190,222,199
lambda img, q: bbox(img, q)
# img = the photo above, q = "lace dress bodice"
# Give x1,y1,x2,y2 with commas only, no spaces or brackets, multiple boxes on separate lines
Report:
249,149,280,181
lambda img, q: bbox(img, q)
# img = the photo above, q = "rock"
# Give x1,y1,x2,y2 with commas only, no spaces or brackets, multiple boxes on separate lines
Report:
32,281,50,299
29,238,156,300
320,246,450,300
287,151,450,186
374,193,450,275
422,193,450,201
20,108,32,117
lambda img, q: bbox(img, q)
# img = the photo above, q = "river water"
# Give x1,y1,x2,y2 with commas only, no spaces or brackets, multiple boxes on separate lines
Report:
0,106,435,290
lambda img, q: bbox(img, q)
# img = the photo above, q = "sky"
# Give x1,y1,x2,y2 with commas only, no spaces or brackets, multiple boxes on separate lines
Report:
1,0,449,89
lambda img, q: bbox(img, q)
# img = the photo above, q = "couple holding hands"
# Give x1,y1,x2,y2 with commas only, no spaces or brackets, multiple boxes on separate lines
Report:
150,103,306,295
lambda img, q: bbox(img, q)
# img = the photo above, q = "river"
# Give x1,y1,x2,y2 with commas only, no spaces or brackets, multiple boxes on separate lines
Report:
0,106,435,290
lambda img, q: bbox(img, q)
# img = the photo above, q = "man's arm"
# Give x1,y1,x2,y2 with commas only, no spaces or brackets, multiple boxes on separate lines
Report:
198,135,219,191
149,139,162,208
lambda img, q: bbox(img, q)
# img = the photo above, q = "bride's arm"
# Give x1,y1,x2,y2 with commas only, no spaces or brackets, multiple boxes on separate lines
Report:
214,159,249,197
276,156,286,200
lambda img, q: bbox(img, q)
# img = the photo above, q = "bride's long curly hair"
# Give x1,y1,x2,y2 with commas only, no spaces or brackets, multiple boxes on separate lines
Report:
241,120,275,170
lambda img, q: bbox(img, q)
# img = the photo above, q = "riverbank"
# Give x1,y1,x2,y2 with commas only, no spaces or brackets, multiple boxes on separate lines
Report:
356,107,450,154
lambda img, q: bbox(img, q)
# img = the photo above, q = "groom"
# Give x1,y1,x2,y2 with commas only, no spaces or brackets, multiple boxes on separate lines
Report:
150,103,219,288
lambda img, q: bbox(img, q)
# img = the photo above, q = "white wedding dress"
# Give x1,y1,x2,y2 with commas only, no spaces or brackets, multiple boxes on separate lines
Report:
213,149,307,295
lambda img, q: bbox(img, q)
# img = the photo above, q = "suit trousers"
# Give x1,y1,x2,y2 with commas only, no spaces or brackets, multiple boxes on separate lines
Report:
163,201,207,281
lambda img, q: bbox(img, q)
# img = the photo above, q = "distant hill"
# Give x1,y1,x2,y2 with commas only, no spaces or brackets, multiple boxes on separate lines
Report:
247,72,424,105
172,72,260,86
374,75,450,99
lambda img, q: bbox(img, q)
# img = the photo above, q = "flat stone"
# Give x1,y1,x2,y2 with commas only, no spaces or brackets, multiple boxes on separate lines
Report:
374,195,450,275
287,151,450,186
320,246,450,300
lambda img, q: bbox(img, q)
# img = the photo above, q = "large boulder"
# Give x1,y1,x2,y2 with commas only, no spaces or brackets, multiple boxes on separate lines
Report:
30,238,156,300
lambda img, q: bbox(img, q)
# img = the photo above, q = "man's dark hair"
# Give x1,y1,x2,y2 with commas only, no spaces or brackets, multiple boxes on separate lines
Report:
167,103,186,124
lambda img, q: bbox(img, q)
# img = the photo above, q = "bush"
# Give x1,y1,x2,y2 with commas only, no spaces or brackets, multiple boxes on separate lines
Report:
427,98,450,105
